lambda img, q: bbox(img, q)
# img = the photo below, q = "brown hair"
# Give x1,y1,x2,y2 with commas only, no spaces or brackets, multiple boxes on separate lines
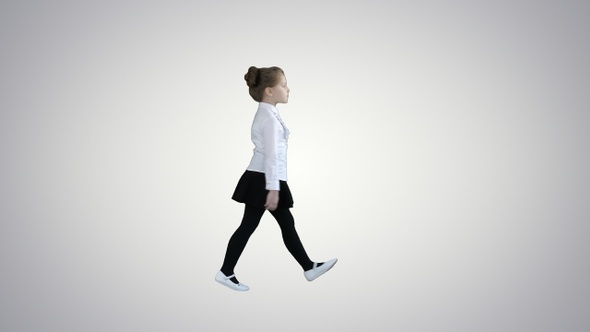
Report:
244,66,284,102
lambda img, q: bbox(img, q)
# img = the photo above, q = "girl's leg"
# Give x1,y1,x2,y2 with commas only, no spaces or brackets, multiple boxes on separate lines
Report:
220,205,266,277
269,208,314,271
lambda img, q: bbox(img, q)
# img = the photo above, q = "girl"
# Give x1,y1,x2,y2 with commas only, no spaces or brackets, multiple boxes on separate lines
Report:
215,66,337,291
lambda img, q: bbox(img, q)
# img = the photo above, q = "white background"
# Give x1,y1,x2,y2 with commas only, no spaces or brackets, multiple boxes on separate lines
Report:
1,1,589,331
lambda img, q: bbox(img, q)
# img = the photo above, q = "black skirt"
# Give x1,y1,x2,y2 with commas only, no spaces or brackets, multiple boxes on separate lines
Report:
232,171,294,208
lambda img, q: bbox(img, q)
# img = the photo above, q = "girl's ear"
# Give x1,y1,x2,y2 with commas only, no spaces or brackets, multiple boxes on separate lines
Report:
264,87,273,97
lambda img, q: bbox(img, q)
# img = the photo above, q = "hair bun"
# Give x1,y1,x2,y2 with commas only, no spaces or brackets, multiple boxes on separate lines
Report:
244,66,259,87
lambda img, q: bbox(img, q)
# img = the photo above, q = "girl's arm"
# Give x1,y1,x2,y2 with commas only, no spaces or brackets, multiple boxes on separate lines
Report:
261,117,281,210
261,117,281,191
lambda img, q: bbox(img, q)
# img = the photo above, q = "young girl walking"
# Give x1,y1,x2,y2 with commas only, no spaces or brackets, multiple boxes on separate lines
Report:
215,66,337,291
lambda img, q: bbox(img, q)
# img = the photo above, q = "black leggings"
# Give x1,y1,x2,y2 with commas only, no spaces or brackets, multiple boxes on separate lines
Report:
220,205,313,275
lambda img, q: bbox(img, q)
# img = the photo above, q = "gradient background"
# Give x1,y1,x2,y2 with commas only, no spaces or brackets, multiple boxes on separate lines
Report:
1,1,589,331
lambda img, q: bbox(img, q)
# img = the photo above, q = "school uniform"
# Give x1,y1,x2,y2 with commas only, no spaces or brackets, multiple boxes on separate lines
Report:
231,102,294,208
217,101,337,291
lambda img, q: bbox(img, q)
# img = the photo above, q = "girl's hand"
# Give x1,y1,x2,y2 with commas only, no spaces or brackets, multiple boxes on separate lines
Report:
264,190,279,211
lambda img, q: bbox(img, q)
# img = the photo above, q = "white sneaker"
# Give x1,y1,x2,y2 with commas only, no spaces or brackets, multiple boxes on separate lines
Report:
304,258,338,281
215,271,250,291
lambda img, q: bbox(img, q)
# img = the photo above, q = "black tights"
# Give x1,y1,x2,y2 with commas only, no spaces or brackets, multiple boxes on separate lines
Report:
220,205,313,276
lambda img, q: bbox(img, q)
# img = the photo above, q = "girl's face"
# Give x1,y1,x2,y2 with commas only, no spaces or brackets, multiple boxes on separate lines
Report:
264,74,290,105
